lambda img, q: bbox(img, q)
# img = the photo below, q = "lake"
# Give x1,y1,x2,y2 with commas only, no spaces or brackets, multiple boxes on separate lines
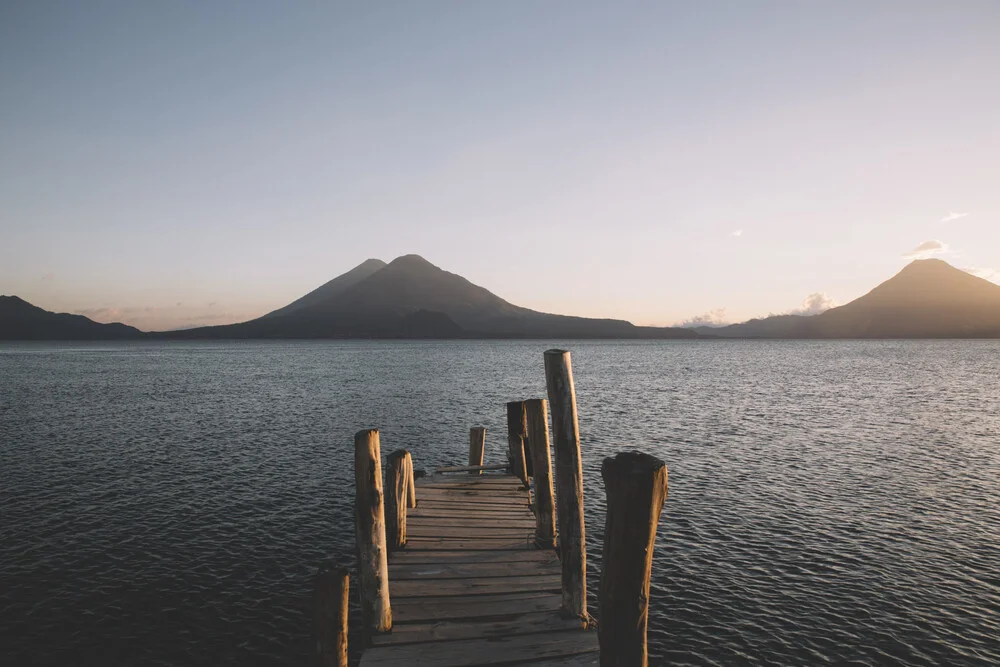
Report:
1,340,998,665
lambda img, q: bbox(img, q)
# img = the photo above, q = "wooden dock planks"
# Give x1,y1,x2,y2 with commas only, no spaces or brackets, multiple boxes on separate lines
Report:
359,474,598,667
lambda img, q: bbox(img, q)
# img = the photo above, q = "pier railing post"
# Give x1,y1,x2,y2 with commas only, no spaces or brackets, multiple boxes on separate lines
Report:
353,429,391,641
385,450,409,552
598,452,669,667
544,349,588,620
524,398,556,549
313,565,349,667
505,401,529,487
468,426,486,475
403,450,416,508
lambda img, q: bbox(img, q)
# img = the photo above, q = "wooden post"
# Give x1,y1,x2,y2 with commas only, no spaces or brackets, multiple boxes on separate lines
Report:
468,426,486,475
313,565,349,667
505,401,529,487
598,452,669,667
524,398,556,549
385,450,408,552
403,450,416,508
353,429,391,640
544,349,588,620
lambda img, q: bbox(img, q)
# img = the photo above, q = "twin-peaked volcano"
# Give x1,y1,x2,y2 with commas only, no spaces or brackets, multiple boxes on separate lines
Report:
167,254,697,339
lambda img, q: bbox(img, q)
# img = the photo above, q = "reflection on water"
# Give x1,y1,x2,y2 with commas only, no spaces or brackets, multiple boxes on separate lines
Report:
1,340,998,665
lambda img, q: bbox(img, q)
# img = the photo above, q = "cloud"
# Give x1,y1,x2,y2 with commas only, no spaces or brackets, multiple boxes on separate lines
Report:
962,267,999,283
729,230,743,237
77,307,125,321
789,293,836,316
941,211,969,223
76,303,261,330
677,308,730,328
903,239,948,259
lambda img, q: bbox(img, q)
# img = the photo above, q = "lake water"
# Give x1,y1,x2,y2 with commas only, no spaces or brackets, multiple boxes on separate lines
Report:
1,340,998,666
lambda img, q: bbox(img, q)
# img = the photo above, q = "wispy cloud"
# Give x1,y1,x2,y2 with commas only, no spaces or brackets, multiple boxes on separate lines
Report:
729,230,743,237
941,211,969,223
903,239,949,259
789,293,836,316
677,308,730,328
962,266,999,283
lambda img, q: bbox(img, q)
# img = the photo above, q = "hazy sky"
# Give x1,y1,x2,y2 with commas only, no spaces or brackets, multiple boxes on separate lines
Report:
2,1,998,331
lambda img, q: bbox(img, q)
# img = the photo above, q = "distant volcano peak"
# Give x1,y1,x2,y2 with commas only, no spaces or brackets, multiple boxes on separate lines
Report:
387,254,437,269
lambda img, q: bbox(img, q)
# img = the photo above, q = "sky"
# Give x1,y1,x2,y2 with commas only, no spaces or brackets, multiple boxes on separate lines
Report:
2,1,998,331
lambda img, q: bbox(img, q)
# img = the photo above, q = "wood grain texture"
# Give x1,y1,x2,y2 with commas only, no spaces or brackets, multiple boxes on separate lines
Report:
506,401,530,486
544,349,588,620
385,450,409,552
598,452,668,667
354,429,391,640
313,566,349,667
468,426,486,474
525,399,556,549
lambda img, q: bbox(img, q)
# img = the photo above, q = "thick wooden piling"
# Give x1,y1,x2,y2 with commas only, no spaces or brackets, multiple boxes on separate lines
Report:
598,452,669,667
403,451,416,509
385,450,409,552
468,426,486,475
544,349,588,620
524,398,556,549
313,565,349,667
505,401,529,487
353,429,392,640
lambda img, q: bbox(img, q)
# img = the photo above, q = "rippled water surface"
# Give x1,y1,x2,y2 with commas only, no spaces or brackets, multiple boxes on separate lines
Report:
2,340,999,665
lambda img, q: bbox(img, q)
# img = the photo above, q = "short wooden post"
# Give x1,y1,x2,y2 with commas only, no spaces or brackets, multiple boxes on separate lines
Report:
403,451,416,508
544,349,588,620
468,426,486,475
524,398,556,549
385,450,408,552
313,565,349,667
598,452,669,667
353,429,391,640
505,401,529,487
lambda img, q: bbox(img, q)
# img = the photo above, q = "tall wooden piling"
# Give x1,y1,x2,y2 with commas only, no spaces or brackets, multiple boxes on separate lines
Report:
468,426,486,475
385,450,409,552
598,452,669,667
505,401,529,487
544,349,588,620
313,565,349,667
353,429,391,640
524,398,556,549
403,450,416,508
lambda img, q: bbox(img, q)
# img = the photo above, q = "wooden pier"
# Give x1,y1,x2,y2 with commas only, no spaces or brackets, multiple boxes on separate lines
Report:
360,472,598,666
314,350,668,667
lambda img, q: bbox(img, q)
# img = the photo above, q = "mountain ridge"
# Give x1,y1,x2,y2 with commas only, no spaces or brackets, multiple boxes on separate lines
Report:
699,259,1000,338
0,295,143,340
6,257,1000,340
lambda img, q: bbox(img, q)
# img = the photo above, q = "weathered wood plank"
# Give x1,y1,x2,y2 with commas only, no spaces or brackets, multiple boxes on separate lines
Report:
406,526,536,540
359,629,599,666
418,477,524,487
415,488,527,499
404,537,535,551
523,653,601,666
370,611,587,646
388,560,561,581
390,573,561,598
390,591,562,624
405,519,537,531
388,548,558,565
